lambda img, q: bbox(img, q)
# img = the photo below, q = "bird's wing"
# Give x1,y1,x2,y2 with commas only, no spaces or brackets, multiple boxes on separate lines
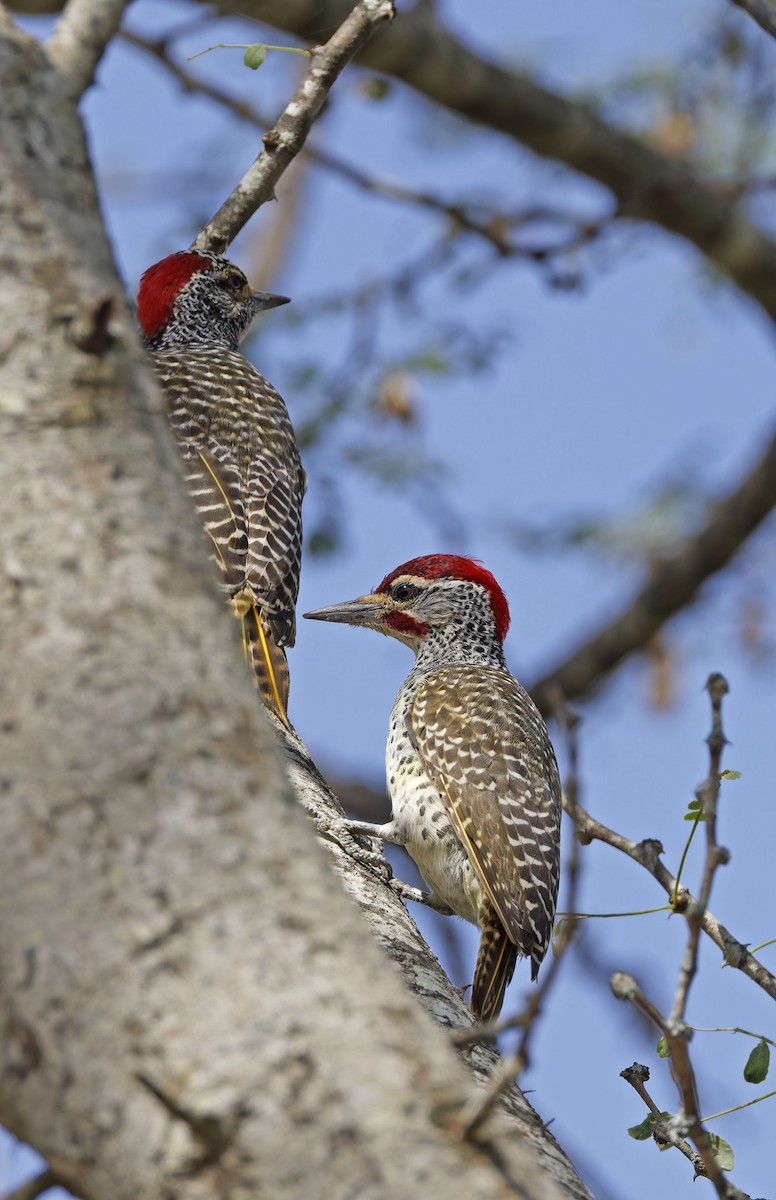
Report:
199,363,304,649
243,456,304,648
158,351,249,593
406,666,561,968
189,447,251,591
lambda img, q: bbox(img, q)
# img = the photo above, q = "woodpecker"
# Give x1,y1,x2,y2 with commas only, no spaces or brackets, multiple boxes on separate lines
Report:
137,250,305,726
305,555,561,1021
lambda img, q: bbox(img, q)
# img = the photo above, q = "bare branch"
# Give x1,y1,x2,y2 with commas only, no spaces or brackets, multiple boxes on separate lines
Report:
728,0,776,41
17,0,776,324
611,976,742,1197
670,674,730,1027
236,0,776,326
566,798,776,1003
46,0,129,101
619,1063,705,1176
529,427,776,715
124,30,609,266
193,0,396,255
609,679,750,1198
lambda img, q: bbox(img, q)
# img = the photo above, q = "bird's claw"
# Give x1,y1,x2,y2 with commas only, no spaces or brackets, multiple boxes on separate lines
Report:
325,818,392,877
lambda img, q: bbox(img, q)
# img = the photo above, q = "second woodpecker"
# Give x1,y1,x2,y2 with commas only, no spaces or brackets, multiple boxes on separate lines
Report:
305,555,561,1021
137,250,305,725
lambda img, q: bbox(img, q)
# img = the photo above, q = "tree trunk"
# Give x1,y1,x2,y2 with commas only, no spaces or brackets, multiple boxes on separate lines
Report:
0,16,590,1200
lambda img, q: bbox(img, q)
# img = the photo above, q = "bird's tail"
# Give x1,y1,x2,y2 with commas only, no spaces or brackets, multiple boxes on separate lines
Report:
243,604,291,729
471,907,518,1022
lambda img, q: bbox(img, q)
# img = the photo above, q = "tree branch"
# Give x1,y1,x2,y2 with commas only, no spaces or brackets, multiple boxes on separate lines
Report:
193,0,396,254
619,1063,705,1177
15,0,776,325
0,15,592,1198
528,427,776,715
565,797,776,1003
728,0,776,41
46,0,129,100
608,681,745,1197
611,977,741,1197
124,27,609,267
231,0,776,326
670,675,730,1027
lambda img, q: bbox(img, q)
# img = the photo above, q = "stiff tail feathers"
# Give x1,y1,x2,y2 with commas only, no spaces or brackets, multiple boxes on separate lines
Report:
471,910,519,1022
243,605,291,729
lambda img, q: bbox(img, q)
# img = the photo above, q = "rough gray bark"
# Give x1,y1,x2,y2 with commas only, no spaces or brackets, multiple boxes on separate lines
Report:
0,14,591,1200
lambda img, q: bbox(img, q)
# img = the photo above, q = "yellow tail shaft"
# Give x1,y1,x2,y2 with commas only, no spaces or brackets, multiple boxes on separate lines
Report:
471,909,518,1022
242,606,291,729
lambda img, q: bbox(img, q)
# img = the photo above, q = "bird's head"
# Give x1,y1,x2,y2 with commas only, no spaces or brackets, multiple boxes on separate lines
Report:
304,554,510,652
136,250,289,351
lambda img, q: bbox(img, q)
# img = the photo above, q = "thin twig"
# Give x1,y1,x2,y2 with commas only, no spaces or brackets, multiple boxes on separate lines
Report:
670,674,730,1026
565,794,776,1002
619,1062,704,1174
46,0,129,101
123,29,609,265
254,0,776,330
702,1088,776,1123
192,0,395,255
611,975,732,1195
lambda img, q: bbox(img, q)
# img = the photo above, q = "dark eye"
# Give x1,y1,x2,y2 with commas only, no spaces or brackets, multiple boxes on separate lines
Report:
391,582,418,602
223,271,245,292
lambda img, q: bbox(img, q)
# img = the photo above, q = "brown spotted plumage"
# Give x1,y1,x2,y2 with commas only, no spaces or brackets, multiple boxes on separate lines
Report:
305,555,561,1021
137,250,305,725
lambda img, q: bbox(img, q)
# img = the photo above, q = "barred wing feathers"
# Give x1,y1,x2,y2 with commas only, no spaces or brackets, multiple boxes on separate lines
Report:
407,666,561,977
156,346,304,648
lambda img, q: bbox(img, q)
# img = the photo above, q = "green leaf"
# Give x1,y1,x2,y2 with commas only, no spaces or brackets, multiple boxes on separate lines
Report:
550,917,566,956
743,1039,770,1084
656,1035,670,1059
719,769,741,781
243,43,267,69
708,1133,734,1171
627,1114,655,1141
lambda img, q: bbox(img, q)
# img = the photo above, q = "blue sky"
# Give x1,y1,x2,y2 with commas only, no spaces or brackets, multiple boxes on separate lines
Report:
8,2,776,1197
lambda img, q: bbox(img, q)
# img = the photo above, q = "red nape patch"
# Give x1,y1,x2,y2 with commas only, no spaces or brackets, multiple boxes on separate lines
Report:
385,611,431,639
136,252,212,337
378,554,511,643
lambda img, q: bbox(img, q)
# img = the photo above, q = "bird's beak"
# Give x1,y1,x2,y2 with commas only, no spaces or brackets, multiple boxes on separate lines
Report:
304,594,386,628
252,291,291,311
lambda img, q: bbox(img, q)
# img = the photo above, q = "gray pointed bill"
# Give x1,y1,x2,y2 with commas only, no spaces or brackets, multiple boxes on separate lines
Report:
252,291,291,311
303,595,385,628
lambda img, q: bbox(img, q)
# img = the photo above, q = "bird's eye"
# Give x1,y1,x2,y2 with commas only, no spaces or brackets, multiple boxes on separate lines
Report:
391,582,418,602
223,271,245,292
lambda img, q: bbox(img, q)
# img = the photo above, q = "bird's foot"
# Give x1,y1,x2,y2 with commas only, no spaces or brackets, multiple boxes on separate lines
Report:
325,818,392,876
390,880,454,916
